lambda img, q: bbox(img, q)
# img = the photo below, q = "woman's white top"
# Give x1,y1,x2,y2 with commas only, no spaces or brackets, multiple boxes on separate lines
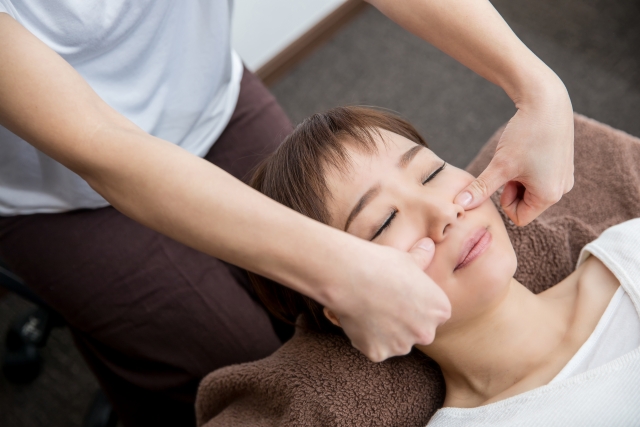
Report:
428,218,640,427
0,0,243,215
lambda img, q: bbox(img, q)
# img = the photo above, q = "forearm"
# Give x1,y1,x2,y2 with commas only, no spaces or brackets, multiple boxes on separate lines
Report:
367,0,564,103
87,127,360,304
0,13,354,304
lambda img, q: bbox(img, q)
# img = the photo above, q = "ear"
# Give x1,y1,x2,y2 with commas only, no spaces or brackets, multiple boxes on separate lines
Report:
323,307,342,328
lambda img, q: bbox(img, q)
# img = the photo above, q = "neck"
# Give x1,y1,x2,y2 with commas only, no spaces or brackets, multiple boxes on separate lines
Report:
417,278,574,407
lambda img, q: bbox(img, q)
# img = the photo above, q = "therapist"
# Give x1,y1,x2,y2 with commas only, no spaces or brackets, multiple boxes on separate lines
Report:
0,0,573,426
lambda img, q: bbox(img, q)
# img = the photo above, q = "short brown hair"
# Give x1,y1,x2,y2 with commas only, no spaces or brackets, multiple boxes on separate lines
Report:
249,106,428,332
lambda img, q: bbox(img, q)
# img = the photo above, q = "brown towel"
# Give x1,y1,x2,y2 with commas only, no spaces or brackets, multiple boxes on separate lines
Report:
196,114,640,427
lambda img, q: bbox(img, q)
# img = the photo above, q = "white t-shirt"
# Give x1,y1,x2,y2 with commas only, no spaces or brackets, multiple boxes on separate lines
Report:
550,285,640,383
0,0,243,215
428,218,640,427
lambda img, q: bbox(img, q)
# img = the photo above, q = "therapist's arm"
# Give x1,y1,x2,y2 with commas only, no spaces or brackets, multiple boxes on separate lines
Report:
0,13,450,362
368,0,574,226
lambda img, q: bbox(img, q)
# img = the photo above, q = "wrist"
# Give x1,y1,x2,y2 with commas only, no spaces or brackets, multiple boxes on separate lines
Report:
310,231,375,309
501,57,569,110
268,214,372,309
305,229,387,314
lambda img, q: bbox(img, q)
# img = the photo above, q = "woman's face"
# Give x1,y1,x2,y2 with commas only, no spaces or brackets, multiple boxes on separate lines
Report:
325,129,517,329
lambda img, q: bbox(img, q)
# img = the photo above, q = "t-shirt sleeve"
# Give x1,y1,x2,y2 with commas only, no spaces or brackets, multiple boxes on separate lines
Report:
0,0,16,17
576,218,640,269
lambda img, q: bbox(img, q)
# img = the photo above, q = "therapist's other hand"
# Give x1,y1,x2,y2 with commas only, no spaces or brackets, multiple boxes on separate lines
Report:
332,237,451,362
455,78,574,226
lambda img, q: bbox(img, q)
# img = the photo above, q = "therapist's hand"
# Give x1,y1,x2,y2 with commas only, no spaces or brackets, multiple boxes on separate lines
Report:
368,0,575,227
0,13,448,365
454,76,575,226
329,237,451,362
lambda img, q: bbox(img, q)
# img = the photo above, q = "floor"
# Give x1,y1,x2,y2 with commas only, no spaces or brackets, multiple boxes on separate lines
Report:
2,0,639,425
270,0,640,169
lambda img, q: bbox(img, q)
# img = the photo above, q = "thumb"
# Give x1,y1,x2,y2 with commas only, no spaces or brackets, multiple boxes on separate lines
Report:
455,160,511,210
408,237,435,272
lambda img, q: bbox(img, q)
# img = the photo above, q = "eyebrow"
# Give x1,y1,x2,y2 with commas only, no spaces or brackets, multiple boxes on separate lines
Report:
344,185,381,231
398,145,424,169
344,145,425,232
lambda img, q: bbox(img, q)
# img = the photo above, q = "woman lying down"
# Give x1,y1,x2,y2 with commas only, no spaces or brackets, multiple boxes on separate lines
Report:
249,107,640,425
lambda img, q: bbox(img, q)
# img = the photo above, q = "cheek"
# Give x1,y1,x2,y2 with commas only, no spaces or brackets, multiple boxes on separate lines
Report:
451,169,476,193
423,250,450,288
378,221,427,253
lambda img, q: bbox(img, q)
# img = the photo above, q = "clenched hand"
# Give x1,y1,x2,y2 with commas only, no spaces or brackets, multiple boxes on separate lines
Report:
456,79,574,226
330,238,451,362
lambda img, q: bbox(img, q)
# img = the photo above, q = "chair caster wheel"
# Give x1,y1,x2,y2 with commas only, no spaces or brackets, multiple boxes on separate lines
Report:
2,343,42,384
2,307,53,384
83,389,118,427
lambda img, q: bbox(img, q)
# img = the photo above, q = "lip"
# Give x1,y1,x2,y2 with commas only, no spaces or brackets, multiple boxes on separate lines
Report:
455,228,492,271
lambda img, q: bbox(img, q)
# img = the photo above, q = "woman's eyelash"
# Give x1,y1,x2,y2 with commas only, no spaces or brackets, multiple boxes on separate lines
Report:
422,161,446,185
371,209,397,240
370,162,446,240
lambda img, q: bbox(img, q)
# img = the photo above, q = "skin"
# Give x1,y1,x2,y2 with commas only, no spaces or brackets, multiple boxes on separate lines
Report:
370,0,575,226
323,129,619,407
0,0,573,362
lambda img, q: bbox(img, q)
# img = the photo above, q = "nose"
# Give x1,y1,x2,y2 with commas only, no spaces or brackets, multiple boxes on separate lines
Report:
421,197,465,243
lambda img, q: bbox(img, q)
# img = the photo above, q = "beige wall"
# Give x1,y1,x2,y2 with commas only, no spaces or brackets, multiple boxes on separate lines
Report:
231,0,348,71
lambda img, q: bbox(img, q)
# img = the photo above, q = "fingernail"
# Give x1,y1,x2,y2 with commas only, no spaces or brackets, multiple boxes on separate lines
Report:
457,191,472,208
417,238,434,252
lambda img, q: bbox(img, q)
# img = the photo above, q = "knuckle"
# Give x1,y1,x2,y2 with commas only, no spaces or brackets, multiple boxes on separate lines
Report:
516,216,534,227
490,156,515,181
549,187,564,204
418,329,436,346
565,175,575,192
371,349,386,363
490,156,512,174
360,343,384,362
540,186,563,205
441,305,452,321
393,340,413,356
471,177,491,197
351,340,366,355
397,344,412,356
369,354,382,363
413,250,429,265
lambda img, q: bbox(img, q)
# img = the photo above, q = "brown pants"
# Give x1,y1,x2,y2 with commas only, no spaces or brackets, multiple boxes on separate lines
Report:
0,69,294,427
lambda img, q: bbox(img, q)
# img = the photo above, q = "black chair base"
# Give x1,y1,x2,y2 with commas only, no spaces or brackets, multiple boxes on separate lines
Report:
83,389,119,427
2,305,119,427
2,306,62,384
2,340,42,383
2,259,118,426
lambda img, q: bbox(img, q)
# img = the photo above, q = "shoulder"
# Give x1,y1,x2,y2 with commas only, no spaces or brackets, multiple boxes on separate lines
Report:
576,256,620,304
544,255,619,316
580,219,640,265
577,218,640,291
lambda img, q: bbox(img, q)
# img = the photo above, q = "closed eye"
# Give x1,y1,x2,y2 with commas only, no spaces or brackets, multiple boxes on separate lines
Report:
370,162,445,240
371,209,397,241
422,161,446,185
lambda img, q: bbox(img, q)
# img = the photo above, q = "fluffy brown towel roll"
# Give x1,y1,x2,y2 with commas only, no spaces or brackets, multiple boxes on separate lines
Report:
196,114,640,427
